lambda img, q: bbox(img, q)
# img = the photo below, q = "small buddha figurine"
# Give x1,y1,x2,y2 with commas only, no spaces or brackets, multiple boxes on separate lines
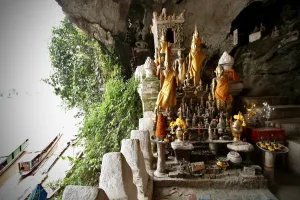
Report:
194,79,204,96
212,65,232,112
183,73,193,88
174,50,187,87
192,113,197,127
188,25,206,86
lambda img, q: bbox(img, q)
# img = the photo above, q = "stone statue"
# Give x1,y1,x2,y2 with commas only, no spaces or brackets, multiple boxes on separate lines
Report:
174,50,187,87
155,60,177,110
212,65,232,112
188,25,206,86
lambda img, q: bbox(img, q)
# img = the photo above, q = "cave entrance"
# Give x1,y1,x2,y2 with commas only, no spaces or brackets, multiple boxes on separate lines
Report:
231,1,264,45
166,28,175,44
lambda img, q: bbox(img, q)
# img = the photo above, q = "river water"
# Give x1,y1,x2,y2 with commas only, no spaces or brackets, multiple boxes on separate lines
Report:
0,0,81,198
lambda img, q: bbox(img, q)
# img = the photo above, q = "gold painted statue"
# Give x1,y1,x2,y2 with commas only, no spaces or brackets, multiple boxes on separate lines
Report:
156,60,177,110
188,25,206,86
212,65,233,111
174,50,187,87
155,32,170,88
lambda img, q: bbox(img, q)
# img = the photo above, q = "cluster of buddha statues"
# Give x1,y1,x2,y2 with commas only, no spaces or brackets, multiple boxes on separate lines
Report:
154,25,241,117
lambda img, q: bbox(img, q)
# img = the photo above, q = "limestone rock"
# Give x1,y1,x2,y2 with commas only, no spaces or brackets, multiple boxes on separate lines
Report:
62,186,108,200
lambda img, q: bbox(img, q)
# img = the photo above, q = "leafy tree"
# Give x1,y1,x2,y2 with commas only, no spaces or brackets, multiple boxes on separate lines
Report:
47,18,143,198
46,18,120,110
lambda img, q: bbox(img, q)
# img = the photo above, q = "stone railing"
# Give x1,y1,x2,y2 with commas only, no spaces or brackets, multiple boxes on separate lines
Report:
62,76,159,200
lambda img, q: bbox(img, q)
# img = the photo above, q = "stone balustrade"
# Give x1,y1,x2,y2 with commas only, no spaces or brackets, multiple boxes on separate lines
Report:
62,76,158,200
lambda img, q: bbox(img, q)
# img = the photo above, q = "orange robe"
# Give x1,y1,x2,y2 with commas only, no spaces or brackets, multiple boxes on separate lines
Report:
215,76,232,103
224,70,240,82
156,69,177,110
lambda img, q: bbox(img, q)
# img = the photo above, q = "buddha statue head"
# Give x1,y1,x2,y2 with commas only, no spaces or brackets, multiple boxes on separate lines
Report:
214,65,224,77
177,49,182,58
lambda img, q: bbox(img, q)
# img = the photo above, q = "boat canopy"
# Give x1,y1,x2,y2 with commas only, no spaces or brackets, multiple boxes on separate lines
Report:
28,184,47,200
18,152,40,163
0,157,7,165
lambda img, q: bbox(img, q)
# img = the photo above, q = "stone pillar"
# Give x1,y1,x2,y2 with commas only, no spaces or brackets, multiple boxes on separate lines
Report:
263,152,275,183
99,152,138,200
154,141,167,177
62,186,108,200
121,139,148,197
130,130,153,171
138,76,160,113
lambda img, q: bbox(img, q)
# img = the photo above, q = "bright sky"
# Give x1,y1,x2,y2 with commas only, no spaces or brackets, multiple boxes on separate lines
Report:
0,0,79,155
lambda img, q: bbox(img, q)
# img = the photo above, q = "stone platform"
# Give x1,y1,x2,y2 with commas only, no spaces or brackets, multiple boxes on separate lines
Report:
153,188,278,200
153,157,267,189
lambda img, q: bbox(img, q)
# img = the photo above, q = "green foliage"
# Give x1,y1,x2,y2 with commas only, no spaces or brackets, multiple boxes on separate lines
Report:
47,18,143,199
46,18,121,110
61,78,142,186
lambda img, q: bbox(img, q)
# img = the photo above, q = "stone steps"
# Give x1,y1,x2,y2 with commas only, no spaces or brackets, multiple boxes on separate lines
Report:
286,136,300,175
269,118,300,137
153,188,278,200
153,170,267,189
241,96,289,106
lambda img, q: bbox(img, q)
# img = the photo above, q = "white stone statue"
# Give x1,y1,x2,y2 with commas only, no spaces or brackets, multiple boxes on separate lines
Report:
144,57,156,78
134,57,156,82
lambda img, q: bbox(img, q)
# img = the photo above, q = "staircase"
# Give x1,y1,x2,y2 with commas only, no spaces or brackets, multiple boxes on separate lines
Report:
242,96,300,175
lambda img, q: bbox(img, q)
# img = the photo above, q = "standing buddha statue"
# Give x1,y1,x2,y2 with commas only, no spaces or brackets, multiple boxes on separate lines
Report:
211,65,233,112
155,32,170,88
188,25,206,86
155,60,177,110
174,49,187,87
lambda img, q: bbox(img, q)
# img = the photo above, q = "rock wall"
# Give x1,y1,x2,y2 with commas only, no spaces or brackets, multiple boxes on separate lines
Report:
55,0,300,102
234,3,300,104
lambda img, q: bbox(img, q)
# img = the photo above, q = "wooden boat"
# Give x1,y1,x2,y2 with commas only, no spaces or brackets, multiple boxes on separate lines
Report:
0,139,29,176
18,134,62,177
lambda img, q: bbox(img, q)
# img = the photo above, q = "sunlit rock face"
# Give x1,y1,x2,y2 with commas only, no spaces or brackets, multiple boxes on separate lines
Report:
55,0,132,45
56,0,300,104
55,0,257,63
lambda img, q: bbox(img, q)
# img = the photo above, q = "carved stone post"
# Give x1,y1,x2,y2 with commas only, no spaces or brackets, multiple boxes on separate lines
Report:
154,141,167,177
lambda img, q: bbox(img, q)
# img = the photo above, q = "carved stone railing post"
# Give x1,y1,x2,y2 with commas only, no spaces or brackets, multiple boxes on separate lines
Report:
99,152,138,200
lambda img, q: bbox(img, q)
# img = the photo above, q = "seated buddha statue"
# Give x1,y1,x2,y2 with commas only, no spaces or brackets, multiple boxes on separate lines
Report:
218,51,240,82
211,65,233,112
188,25,206,86
156,60,177,110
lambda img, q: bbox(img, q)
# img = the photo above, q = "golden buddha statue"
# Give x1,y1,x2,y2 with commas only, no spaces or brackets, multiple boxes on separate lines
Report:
156,60,177,110
174,49,187,87
212,65,233,111
188,25,206,86
155,32,171,88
